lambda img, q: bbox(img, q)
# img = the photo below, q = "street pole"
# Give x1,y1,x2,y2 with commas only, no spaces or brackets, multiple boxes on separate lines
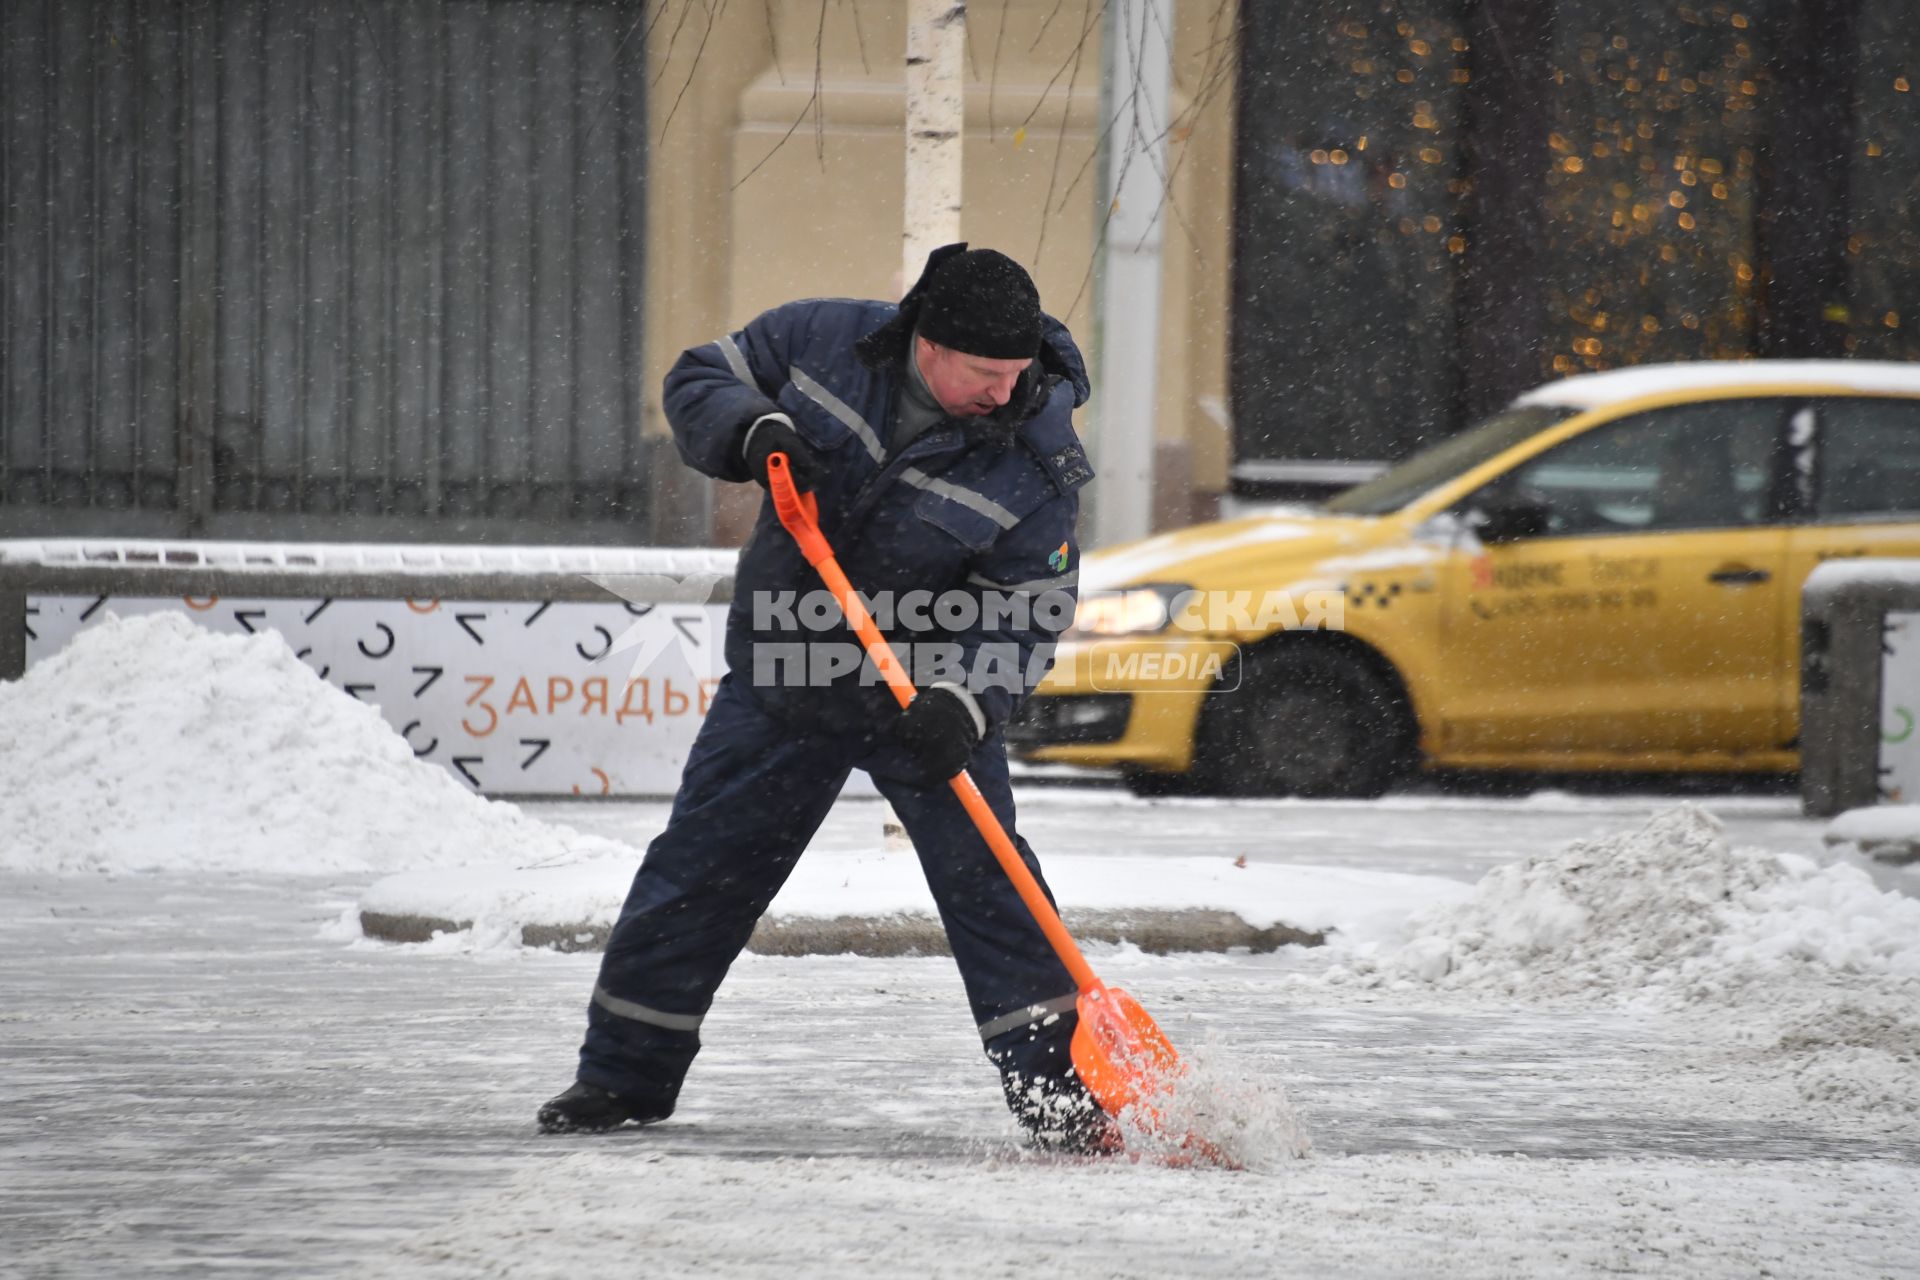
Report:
1090,0,1172,548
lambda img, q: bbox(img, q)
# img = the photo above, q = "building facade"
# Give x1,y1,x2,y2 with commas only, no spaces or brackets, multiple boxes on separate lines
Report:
1234,0,1920,499
5,2,1916,544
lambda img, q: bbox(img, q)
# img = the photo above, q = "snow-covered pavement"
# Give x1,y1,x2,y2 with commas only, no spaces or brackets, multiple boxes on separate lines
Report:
6,791,1920,1277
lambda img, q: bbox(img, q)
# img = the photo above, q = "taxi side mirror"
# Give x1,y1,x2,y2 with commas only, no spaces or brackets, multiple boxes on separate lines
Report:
1470,495,1551,544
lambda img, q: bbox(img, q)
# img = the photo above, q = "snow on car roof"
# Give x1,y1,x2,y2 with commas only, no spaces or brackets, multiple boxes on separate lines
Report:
1514,359,1920,410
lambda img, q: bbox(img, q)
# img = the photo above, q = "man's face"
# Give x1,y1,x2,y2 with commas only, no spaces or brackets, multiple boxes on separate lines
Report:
915,337,1032,418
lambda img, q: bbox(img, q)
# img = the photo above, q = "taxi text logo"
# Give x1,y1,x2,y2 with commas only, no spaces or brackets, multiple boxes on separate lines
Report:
1472,557,1564,591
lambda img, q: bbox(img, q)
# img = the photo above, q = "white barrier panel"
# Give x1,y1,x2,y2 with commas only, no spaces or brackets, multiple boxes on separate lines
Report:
28,594,727,797
4,539,895,800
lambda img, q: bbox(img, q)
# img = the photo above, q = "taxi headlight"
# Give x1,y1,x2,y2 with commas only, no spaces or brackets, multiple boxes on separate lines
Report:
1066,584,1194,638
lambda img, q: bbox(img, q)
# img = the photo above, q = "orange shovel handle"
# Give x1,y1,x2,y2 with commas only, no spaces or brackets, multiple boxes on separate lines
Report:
765,456,824,562
766,452,1100,995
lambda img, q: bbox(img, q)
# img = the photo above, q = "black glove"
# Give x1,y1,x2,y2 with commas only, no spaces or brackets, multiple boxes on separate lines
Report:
891,685,984,781
742,413,827,492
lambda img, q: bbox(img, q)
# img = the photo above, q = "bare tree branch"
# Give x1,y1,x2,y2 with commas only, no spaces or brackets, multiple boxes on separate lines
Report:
1051,70,1126,217
1030,0,1073,53
657,0,701,88
764,0,785,85
963,2,984,84
659,0,726,142
734,0,831,188
986,0,1009,139
1034,0,1103,268
1052,0,1231,222
845,0,872,77
1017,0,1109,135
350,0,392,88
580,0,671,152
1061,0,1235,318
1129,1,1238,263
811,0,829,163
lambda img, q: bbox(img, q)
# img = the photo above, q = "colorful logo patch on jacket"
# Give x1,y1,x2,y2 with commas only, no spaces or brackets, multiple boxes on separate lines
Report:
1048,542,1071,573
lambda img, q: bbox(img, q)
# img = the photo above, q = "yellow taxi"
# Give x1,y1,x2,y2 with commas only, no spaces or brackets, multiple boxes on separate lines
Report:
1011,362,1920,796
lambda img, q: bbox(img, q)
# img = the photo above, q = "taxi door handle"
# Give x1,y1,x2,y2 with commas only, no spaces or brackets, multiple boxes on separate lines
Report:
1707,565,1771,586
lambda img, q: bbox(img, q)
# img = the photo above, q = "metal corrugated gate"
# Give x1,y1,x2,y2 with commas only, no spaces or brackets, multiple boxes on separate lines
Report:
1,0,648,544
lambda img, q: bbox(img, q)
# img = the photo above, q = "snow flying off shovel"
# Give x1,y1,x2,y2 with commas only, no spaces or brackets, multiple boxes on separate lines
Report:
767,453,1199,1150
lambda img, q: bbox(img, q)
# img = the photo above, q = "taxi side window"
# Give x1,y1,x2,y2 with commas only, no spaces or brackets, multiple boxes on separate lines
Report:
1481,401,1782,537
1815,400,1920,520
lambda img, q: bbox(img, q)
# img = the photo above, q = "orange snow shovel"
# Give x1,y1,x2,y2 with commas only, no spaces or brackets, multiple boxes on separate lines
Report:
767,452,1201,1149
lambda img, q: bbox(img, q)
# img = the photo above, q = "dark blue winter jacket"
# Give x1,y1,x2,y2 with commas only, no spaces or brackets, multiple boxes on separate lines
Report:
663,297,1094,744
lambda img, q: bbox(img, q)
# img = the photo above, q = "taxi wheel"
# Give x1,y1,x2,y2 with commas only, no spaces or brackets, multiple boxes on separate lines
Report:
1205,647,1410,798
1121,767,1208,798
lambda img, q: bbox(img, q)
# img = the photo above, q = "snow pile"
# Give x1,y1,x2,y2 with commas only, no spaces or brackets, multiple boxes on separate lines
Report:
1825,805,1920,860
0,612,631,876
1334,804,1920,1003
1326,804,1920,1124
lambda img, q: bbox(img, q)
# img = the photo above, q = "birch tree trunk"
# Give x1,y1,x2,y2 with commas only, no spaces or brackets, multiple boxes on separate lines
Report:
903,0,966,288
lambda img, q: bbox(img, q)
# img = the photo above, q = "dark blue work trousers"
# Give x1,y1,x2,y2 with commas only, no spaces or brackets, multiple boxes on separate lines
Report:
576,674,1080,1113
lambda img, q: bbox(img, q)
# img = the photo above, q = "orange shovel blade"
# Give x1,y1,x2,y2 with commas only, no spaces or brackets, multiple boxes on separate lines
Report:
1073,984,1239,1168
1070,984,1182,1118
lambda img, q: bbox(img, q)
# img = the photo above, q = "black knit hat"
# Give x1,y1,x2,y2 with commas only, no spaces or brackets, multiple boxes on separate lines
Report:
914,246,1043,359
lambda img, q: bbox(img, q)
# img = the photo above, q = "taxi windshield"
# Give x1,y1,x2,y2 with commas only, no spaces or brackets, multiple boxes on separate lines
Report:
1323,406,1579,516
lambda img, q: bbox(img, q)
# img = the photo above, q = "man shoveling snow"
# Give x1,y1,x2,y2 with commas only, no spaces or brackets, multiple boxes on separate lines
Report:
537,246,1114,1153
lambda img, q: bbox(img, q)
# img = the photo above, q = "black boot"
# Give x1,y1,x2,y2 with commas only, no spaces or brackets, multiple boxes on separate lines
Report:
536,1082,673,1134
1002,1071,1122,1156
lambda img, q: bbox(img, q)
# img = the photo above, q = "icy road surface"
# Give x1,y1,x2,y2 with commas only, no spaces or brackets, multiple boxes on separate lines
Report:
5,790,1919,1279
